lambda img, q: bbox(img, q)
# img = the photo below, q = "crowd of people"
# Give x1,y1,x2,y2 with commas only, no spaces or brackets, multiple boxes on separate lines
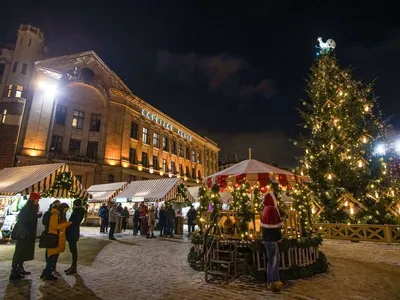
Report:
97,202,198,239
9,192,86,281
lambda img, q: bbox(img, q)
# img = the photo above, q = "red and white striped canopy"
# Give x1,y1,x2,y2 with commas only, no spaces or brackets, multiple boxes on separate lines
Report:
206,159,307,190
115,178,195,203
87,182,129,203
0,163,88,198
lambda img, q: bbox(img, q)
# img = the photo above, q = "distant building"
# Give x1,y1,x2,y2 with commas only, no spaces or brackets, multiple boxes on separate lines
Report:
219,153,243,171
0,24,220,187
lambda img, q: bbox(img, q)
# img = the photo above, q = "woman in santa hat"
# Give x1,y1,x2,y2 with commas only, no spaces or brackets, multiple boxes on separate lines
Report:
9,192,42,280
260,192,283,293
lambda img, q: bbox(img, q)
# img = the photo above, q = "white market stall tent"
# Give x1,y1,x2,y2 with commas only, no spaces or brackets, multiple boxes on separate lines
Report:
0,163,88,237
115,177,195,204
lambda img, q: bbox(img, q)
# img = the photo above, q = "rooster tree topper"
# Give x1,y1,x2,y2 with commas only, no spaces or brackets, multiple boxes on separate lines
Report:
316,37,336,55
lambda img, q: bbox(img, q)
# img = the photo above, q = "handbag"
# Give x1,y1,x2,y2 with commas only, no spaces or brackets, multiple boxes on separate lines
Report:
11,222,30,240
39,232,59,249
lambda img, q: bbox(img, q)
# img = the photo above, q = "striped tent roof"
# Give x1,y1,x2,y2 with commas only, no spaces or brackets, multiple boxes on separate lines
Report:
115,178,195,203
87,182,128,203
206,159,310,190
0,163,87,198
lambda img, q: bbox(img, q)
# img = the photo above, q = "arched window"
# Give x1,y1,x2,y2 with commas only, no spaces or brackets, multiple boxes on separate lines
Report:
108,174,114,183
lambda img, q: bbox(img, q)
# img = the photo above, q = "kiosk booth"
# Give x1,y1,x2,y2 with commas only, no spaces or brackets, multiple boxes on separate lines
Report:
0,163,88,237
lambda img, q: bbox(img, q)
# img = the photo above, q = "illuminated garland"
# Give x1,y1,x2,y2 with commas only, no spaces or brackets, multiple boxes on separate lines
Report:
41,172,88,206
164,183,191,207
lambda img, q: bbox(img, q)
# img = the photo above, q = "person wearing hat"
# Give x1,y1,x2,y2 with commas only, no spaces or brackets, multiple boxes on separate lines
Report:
260,192,283,293
65,199,86,275
9,192,41,280
41,202,72,281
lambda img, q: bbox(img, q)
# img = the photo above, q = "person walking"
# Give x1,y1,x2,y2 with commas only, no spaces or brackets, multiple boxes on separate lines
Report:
165,204,175,238
158,205,166,237
132,206,140,236
65,200,86,275
121,206,129,231
108,203,118,240
41,203,72,281
146,205,156,238
9,192,42,280
187,205,197,236
98,203,109,233
260,192,283,293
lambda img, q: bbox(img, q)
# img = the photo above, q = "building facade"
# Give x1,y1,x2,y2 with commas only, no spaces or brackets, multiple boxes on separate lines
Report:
0,24,219,188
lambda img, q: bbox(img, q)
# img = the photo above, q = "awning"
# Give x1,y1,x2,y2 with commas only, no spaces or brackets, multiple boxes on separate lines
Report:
0,163,87,198
87,182,128,203
188,186,232,203
115,178,195,203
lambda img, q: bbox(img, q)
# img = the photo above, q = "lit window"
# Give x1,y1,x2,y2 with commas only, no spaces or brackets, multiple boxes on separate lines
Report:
153,132,159,148
162,159,167,172
7,85,12,97
72,110,85,130
142,127,149,144
1,109,7,124
15,86,23,98
162,136,168,151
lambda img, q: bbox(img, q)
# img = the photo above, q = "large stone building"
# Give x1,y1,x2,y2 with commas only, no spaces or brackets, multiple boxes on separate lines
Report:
0,24,219,188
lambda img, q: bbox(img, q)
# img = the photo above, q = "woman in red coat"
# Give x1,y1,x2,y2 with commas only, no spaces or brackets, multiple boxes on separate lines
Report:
260,192,283,293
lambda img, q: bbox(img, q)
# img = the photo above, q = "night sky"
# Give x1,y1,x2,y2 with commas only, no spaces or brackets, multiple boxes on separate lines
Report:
1,1,399,167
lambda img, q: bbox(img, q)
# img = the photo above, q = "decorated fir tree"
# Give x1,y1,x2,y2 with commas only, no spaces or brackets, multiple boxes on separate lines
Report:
294,43,399,225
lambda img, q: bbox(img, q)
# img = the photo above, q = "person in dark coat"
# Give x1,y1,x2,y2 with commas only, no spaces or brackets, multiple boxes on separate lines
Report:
98,203,109,233
121,207,129,231
9,192,41,280
116,202,123,214
65,199,86,275
165,204,175,238
187,205,197,236
132,206,140,236
158,205,167,237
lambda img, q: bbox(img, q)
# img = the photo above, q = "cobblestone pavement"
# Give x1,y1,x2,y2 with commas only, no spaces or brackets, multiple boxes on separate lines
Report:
0,227,399,300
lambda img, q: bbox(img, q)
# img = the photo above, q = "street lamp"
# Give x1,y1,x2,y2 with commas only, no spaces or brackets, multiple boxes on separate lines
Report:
37,80,58,98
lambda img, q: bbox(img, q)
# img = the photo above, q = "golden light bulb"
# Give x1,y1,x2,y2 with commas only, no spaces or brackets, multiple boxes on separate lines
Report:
364,105,370,112
327,173,332,180
358,160,363,168
344,201,348,207
350,207,354,215
362,136,368,143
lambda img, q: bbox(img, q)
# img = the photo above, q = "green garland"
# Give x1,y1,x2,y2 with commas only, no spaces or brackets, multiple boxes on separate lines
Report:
164,183,192,207
41,172,88,206
231,182,254,235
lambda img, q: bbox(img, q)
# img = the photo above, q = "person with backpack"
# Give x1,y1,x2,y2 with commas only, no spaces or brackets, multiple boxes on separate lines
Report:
98,203,109,233
41,203,72,281
65,199,86,275
42,200,60,269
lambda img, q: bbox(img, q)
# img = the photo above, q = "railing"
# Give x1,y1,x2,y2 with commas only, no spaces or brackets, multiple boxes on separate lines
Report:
313,223,400,244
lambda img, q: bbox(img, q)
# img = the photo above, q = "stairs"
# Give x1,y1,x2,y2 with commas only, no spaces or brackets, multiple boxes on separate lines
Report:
205,240,238,283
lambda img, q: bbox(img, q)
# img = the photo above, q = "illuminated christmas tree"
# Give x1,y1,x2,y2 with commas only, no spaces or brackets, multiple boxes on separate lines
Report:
293,41,399,225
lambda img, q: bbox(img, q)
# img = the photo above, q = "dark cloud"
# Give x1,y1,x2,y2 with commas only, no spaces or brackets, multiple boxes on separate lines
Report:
205,129,301,168
156,50,277,108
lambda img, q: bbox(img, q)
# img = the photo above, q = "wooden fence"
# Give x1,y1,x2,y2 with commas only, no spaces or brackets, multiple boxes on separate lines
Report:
313,223,400,244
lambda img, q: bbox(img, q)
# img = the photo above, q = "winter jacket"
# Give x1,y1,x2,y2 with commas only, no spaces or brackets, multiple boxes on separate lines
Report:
148,208,156,226
165,207,175,225
187,208,197,225
12,201,40,262
139,205,148,217
66,206,86,242
47,208,72,257
261,193,283,243
98,206,109,219
121,209,129,219
133,209,140,222
159,209,166,226
109,207,118,223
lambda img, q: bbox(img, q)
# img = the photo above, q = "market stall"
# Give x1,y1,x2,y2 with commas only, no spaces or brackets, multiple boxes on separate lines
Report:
86,182,128,226
115,178,195,234
0,163,88,237
187,154,325,283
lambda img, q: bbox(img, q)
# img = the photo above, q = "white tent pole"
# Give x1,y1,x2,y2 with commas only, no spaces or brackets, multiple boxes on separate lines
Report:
249,148,252,160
